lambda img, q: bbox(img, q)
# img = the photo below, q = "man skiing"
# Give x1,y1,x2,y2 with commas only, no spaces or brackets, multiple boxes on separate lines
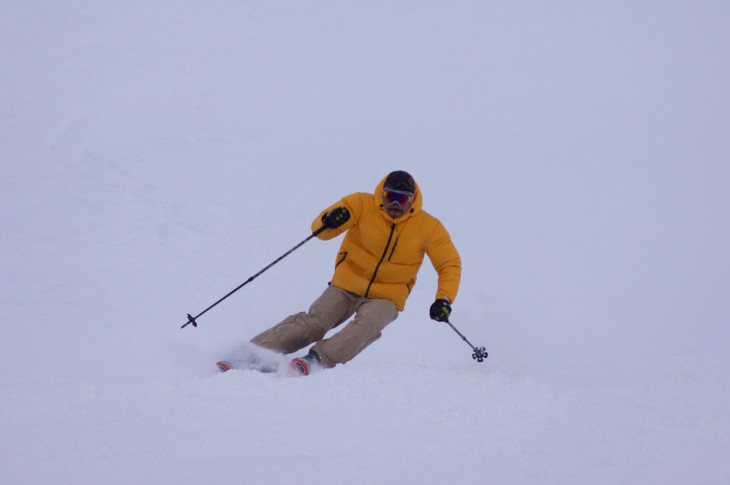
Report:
218,170,461,376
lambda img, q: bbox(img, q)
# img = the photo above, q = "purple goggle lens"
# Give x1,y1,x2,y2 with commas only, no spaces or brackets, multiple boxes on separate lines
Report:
383,189,414,206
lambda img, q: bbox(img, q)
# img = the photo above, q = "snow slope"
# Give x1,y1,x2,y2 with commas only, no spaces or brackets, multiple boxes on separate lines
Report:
2,1,729,483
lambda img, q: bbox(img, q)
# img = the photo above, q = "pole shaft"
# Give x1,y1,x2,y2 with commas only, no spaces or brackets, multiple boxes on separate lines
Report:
445,319,478,351
181,226,327,328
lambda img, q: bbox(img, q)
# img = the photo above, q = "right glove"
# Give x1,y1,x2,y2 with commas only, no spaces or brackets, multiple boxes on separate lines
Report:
429,298,452,322
321,207,350,229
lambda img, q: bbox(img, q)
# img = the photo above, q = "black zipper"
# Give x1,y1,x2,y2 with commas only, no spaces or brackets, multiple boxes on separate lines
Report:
365,223,396,297
388,237,399,261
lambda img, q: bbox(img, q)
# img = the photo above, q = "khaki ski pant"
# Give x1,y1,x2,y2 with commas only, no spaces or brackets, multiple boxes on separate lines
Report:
250,285,399,368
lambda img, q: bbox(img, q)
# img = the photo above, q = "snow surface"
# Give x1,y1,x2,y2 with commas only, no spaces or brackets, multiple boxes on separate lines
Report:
2,1,729,484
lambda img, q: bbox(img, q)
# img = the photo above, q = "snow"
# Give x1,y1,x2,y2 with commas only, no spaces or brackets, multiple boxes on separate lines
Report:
2,1,729,483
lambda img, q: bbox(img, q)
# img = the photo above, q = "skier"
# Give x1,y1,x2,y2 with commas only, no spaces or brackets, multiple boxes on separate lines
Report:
218,170,461,375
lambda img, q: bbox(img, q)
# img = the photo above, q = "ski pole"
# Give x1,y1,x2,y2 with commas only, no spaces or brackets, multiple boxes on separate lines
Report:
181,225,328,329
445,319,488,362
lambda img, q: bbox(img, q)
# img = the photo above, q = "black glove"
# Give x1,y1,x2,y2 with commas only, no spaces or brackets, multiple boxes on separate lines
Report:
429,298,452,322
322,207,350,229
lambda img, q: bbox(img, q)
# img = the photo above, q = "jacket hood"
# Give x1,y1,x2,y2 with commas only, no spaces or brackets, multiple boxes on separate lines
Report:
374,175,423,221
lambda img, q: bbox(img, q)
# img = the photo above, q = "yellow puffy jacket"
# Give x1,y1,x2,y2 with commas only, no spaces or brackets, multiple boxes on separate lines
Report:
311,176,461,311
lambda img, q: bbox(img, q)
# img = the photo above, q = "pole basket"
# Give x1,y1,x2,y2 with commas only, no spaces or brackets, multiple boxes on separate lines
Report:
472,346,488,362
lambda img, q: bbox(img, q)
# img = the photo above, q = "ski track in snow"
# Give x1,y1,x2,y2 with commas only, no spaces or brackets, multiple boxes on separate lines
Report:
3,360,729,484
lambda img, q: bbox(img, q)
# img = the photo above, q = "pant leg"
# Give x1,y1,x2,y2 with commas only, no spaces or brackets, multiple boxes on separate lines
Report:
312,296,399,367
250,285,356,355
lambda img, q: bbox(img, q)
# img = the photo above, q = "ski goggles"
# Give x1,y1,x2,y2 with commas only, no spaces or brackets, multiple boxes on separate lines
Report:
383,189,414,207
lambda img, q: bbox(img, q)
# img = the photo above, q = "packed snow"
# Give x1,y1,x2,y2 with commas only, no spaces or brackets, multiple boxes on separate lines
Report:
2,1,729,484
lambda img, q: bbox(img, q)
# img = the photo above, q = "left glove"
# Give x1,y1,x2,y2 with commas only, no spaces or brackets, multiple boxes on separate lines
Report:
429,298,451,322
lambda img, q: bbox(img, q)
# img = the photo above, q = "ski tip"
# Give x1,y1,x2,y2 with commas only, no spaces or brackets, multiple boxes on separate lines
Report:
289,358,310,377
216,361,233,373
